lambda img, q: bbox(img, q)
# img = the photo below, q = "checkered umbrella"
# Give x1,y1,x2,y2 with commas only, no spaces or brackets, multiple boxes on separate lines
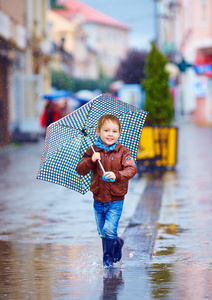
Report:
37,93,148,194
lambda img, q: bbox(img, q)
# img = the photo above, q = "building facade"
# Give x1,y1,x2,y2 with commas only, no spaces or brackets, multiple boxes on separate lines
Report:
0,0,26,145
55,0,130,79
157,0,212,125
48,9,99,79
0,0,51,145
178,0,212,125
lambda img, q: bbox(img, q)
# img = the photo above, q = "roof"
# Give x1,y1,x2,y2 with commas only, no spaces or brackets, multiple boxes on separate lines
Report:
56,0,130,30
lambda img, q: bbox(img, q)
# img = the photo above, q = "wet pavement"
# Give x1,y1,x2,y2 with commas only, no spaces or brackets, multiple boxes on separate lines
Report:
0,122,212,299
150,124,212,300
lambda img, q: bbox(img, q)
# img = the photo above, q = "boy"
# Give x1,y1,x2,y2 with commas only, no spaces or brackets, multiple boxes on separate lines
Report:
76,114,137,268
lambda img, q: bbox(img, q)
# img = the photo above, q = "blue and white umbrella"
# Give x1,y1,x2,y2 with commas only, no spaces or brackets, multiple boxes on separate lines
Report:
43,90,73,100
37,93,148,194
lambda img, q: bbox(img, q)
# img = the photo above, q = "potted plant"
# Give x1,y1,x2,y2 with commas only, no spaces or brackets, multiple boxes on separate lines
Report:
137,42,178,176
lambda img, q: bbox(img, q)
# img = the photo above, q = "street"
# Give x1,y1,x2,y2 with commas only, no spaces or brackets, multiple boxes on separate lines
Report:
0,122,212,299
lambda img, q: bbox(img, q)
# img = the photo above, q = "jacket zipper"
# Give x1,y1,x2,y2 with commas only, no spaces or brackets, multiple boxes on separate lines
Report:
102,152,107,200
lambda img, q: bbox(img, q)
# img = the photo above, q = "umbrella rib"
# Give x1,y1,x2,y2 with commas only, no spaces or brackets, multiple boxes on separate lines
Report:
56,123,97,140
56,123,96,131
56,104,143,132
56,123,105,172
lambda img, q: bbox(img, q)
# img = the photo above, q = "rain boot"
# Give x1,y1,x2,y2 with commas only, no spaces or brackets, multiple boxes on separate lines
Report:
113,237,124,263
102,238,115,268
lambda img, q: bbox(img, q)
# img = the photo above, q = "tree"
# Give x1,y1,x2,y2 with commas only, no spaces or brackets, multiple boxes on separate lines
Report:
51,69,112,93
142,42,174,125
115,50,147,83
50,0,65,9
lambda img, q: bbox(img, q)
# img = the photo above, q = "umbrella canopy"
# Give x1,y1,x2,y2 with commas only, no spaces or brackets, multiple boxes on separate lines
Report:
43,90,73,100
37,93,148,194
75,89,95,101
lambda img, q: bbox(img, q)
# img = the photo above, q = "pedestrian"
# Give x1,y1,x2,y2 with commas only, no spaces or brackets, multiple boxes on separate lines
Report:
58,98,72,118
40,99,61,128
76,114,137,268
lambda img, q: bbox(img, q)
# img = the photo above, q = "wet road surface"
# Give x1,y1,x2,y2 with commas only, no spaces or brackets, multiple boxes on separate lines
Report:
151,124,212,300
0,123,212,299
0,138,154,299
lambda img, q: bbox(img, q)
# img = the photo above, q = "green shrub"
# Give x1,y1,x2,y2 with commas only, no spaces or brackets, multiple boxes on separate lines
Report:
142,42,174,125
51,69,113,93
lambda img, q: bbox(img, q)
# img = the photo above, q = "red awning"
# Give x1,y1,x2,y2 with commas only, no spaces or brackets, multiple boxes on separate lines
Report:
195,50,212,77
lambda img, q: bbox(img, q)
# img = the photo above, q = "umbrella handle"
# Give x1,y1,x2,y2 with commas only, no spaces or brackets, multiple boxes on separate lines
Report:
90,145,105,173
90,144,115,182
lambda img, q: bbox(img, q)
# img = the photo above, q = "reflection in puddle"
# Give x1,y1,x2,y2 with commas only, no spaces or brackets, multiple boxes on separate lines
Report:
157,223,186,236
150,263,174,299
150,241,176,299
101,269,124,300
154,246,175,256
0,240,103,299
0,239,152,299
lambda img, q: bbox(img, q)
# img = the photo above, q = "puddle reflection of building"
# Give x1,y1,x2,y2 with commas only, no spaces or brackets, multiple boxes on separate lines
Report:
150,262,174,299
100,269,124,300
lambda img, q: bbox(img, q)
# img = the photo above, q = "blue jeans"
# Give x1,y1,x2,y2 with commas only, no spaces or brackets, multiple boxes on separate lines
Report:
93,200,124,240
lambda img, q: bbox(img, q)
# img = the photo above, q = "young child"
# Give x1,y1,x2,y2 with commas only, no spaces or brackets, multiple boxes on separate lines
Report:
76,114,137,268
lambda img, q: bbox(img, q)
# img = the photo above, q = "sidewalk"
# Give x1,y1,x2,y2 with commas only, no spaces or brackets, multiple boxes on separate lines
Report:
150,123,212,300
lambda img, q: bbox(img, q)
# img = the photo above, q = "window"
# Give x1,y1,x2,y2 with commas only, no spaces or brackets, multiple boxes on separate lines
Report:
201,0,208,22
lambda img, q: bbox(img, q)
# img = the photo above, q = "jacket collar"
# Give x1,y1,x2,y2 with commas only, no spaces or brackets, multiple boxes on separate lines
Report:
94,143,121,152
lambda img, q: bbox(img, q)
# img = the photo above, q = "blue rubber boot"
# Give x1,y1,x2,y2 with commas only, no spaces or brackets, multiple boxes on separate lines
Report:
102,238,115,268
113,237,124,263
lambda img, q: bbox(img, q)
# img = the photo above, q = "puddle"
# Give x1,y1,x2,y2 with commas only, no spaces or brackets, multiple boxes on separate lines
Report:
154,246,175,256
157,223,186,236
149,263,174,299
0,240,104,299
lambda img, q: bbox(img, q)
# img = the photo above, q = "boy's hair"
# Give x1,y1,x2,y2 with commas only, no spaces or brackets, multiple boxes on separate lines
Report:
97,114,121,132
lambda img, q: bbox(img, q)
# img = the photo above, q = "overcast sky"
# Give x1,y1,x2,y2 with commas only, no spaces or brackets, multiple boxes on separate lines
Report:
80,0,156,50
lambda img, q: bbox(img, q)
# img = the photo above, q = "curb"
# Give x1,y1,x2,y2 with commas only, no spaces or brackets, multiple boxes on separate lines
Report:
123,178,163,261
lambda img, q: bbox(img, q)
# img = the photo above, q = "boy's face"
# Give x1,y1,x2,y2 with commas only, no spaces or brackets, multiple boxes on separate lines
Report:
97,120,120,146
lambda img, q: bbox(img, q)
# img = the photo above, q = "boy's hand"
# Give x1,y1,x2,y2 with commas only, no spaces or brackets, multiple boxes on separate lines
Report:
104,171,116,180
92,152,101,162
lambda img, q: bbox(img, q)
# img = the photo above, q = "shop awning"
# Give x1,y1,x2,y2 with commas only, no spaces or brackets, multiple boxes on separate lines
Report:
194,51,212,77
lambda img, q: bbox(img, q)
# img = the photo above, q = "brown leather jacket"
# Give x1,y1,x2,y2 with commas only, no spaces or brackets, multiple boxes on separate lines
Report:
76,143,137,203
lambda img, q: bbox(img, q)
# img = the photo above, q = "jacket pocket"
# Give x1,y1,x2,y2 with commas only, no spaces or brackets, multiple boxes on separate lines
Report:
90,178,100,194
110,181,128,197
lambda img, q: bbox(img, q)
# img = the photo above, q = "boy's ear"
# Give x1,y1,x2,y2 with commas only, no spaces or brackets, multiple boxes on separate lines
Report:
96,128,100,136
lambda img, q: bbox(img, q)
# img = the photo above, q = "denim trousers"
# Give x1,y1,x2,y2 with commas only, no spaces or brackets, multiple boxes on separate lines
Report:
93,200,124,240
